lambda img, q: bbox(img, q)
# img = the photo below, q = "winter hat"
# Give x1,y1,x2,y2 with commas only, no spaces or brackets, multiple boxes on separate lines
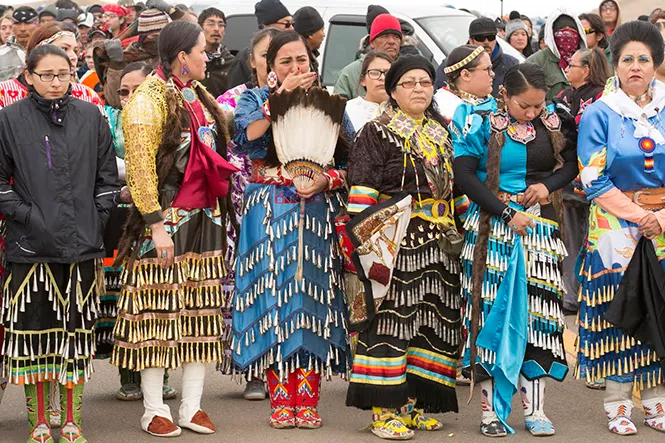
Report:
469,17,497,37
12,6,39,24
87,4,104,15
102,4,129,17
495,17,506,30
553,15,578,32
366,4,389,33
370,14,402,42
384,54,435,94
39,5,58,20
137,8,171,34
293,7,324,37
57,8,79,23
505,19,529,41
254,0,290,27
77,12,95,28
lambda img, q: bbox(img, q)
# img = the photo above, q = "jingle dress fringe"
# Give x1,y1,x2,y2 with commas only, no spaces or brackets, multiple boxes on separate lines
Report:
111,206,227,371
231,183,349,380
575,203,665,389
461,202,569,381
1,260,102,386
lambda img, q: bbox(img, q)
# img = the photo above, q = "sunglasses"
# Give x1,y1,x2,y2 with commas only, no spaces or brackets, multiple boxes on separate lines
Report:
584,27,596,35
471,34,496,42
275,20,293,28
117,88,131,97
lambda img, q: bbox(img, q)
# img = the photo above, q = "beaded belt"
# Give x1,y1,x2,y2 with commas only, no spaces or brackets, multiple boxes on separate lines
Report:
623,187,665,210
496,191,550,206
249,159,293,186
410,198,455,224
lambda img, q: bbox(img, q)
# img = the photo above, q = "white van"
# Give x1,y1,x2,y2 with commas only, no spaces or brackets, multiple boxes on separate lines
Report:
190,0,524,88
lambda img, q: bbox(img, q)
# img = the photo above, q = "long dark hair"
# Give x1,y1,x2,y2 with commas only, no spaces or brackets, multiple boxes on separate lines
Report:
116,21,234,266
579,13,609,49
502,63,547,97
574,47,611,88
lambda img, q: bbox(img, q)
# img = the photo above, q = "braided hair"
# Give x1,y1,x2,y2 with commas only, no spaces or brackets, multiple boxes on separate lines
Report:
116,21,235,266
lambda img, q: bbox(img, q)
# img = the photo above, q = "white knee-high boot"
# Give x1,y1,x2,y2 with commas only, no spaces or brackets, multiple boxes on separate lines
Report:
178,363,214,434
141,367,179,436
519,375,554,436
479,379,507,437
604,380,636,435
642,384,665,432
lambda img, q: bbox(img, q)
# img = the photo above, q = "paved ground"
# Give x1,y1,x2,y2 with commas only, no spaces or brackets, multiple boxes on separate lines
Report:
1,318,663,443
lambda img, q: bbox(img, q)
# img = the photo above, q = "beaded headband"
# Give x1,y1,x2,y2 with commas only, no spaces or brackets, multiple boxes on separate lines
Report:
39,31,77,47
443,46,485,74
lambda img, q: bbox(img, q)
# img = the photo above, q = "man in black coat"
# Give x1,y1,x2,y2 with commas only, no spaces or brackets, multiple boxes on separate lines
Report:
435,17,519,98
199,7,235,98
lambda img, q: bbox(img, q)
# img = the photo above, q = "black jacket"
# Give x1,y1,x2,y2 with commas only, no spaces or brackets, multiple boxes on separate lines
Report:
435,44,519,98
228,46,252,89
202,45,235,98
0,90,119,264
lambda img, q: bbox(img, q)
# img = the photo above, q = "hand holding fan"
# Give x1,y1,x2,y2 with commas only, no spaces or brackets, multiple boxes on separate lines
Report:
269,87,347,280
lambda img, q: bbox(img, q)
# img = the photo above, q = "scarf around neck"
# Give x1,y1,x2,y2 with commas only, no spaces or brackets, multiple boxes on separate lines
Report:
156,66,238,208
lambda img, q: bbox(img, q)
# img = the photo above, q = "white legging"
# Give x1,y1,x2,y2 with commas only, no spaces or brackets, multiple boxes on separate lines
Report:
141,363,206,431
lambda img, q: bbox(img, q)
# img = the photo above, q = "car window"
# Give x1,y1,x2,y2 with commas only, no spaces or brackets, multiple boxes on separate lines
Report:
321,21,367,87
415,15,475,56
225,14,258,56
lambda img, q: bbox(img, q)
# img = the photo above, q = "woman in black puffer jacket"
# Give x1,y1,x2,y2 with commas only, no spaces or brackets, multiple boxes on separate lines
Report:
0,44,118,443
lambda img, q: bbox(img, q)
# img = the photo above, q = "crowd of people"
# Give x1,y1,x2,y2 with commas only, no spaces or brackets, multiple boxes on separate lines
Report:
0,0,662,442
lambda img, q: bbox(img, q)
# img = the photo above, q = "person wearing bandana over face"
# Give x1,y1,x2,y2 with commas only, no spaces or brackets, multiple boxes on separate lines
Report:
526,8,587,102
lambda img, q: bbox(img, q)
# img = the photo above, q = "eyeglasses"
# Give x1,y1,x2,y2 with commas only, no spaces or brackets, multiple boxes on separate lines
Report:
101,13,118,19
365,69,388,80
583,27,596,35
275,20,293,29
471,34,496,42
567,64,586,69
467,65,493,74
203,20,226,29
117,88,131,97
397,79,434,89
30,71,73,82
600,3,617,11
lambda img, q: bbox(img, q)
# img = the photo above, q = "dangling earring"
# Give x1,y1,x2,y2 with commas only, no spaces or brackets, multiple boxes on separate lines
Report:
612,74,620,92
181,63,191,76
267,71,278,90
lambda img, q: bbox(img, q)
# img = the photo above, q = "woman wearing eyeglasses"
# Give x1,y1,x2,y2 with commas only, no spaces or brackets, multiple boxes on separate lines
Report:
345,51,393,132
557,48,611,322
0,44,119,443
346,55,463,441
450,63,578,437
434,45,496,122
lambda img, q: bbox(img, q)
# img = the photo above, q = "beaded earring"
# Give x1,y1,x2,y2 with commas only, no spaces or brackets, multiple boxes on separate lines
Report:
181,63,191,76
267,71,278,90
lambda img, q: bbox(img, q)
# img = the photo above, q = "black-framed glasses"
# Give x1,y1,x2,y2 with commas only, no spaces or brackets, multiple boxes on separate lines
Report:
365,69,388,80
584,27,596,35
30,71,73,82
471,34,496,42
467,65,493,74
117,88,130,97
397,79,434,89
275,20,293,28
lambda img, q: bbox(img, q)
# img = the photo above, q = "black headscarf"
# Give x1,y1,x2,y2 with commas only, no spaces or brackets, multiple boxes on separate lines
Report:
384,54,435,94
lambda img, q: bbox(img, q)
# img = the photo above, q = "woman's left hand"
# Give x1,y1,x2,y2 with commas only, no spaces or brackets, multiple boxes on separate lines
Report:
522,183,550,208
639,212,663,240
297,173,329,199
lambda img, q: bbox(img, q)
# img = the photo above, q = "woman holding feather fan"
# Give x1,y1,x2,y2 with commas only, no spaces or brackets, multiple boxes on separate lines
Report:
231,30,352,430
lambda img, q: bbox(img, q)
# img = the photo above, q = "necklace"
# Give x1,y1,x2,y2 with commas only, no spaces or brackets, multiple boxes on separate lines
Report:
459,90,484,104
628,89,652,105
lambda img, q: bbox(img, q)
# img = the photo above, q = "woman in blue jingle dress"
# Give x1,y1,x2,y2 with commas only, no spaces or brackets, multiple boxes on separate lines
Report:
577,21,665,436
231,30,352,430
450,63,578,438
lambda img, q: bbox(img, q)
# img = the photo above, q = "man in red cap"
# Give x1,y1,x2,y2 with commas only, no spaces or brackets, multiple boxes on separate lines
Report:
102,4,129,38
334,13,402,99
